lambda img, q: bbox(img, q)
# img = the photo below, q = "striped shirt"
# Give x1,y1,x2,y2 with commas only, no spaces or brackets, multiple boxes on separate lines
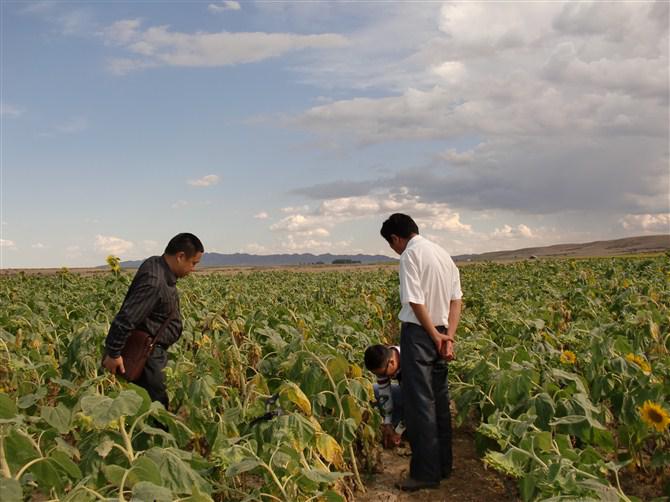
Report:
377,345,401,425
105,255,183,358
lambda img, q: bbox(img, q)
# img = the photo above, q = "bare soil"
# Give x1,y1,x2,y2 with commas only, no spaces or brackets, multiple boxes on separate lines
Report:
356,425,519,502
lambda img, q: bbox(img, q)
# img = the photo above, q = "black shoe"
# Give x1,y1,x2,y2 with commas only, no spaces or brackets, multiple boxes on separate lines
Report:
395,477,439,492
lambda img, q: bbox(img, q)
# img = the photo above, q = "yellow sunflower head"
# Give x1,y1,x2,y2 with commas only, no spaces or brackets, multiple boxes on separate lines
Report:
560,350,577,365
106,255,121,273
639,400,670,433
626,353,652,374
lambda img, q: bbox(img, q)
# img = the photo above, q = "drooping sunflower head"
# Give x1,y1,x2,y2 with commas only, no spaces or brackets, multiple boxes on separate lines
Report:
106,254,121,273
560,350,577,365
626,353,652,374
639,400,670,433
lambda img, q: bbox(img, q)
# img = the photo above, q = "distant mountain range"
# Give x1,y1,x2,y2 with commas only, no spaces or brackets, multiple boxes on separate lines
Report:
114,235,670,269
119,252,396,268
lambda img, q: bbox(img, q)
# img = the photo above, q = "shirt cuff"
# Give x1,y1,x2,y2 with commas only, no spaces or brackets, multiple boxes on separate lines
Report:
105,348,122,358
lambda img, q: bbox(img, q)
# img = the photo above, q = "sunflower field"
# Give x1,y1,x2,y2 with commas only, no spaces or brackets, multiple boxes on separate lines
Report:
0,254,668,501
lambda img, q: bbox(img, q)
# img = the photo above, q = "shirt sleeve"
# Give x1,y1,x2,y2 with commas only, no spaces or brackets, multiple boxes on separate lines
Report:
399,253,424,304
451,265,463,300
105,272,161,357
376,376,394,425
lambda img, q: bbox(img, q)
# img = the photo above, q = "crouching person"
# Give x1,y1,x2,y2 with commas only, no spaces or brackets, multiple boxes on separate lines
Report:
364,344,405,448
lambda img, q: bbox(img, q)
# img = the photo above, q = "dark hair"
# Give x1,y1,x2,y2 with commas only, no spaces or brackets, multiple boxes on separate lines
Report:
364,344,392,372
380,213,419,243
164,233,204,257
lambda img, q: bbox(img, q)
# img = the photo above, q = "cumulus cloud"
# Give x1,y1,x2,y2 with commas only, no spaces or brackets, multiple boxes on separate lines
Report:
208,1,241,13
285,1,668,225
493,224,534,239
102,19,349,74
94,235,134,256
269,189,471,254
254,211,269,219
278,235,353,253
188,174,220,187
620,213,670,233
0,239,16,249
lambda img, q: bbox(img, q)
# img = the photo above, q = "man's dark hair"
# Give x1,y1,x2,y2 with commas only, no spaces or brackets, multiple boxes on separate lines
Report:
380,213,419,243
164,233,204,257
364,344,392,372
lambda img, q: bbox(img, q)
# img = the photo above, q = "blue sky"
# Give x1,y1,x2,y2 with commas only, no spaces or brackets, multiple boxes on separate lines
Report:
1,1,668,267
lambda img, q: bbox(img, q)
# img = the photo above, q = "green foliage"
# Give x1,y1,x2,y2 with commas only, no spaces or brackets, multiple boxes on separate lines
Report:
0,257,668,500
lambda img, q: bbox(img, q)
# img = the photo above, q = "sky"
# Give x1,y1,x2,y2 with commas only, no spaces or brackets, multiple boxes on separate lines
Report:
1,0,668,268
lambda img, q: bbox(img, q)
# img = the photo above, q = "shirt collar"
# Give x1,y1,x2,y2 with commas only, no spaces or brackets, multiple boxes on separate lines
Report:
160,255,177,286
405,234,423,251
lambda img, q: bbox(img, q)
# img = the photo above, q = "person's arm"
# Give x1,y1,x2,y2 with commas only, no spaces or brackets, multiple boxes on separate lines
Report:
409,302,451,358
443,299,462,361
377,376,401,447
103,275,160,374
377,377,394,425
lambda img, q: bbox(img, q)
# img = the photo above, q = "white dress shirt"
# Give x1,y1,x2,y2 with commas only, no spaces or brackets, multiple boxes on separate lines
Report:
398,235,463,327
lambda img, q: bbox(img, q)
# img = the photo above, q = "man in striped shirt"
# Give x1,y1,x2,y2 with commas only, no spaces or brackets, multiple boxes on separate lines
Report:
102,233,204,408
364,344,404,448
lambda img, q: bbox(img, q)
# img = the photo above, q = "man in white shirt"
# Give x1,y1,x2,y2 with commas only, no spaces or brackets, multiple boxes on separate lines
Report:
380,213,463,492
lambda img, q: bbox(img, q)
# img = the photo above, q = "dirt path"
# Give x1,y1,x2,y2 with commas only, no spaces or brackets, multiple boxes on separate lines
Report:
357,424,519,502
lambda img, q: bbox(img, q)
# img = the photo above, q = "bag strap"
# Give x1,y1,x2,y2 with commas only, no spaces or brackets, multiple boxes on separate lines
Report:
151,305,176,348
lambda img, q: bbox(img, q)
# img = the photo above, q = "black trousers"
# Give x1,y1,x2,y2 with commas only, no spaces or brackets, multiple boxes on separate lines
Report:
135,345,169,409
400,322,452,482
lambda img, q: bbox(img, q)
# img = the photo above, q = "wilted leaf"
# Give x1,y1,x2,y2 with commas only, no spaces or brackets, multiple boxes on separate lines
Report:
316,433,344,468
280,381,312,415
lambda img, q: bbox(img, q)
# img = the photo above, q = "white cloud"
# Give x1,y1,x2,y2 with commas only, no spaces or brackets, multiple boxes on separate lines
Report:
102,19,349,74
243,243,268,254
188,174,220,187
1,102,23,117
493,224,535,239
281,205,311,214
171,200,189,209
0,239,16,249
270,214,322,233
278,235,353,254
620,213,670,233
94,235,134,256
208,1,241,13
31,243,46,249
254,211,269,220
287,1,667,225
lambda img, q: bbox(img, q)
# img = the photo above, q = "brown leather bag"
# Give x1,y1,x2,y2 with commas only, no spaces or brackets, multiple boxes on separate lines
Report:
121,310,174,382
